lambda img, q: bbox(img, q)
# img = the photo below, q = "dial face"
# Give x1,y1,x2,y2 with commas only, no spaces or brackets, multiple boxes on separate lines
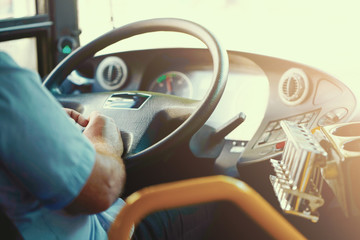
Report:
149,71,193,98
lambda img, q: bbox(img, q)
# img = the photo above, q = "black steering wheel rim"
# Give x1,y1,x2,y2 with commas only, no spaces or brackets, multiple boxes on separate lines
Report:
43,18,229,167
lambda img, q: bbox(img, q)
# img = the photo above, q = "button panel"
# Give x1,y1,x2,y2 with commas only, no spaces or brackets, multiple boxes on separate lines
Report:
253,109,320,149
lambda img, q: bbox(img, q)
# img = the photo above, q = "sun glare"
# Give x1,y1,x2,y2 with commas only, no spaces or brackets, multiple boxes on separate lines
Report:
78,0,360,90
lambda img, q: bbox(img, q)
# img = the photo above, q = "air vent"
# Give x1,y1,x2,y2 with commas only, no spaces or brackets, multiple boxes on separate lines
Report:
96,56,128,90
279,68,309,106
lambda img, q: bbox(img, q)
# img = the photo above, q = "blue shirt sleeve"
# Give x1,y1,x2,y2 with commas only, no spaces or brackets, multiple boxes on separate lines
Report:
0,52,96,210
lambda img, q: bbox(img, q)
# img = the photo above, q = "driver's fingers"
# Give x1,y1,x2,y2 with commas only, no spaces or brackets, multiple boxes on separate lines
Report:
64,108,89,127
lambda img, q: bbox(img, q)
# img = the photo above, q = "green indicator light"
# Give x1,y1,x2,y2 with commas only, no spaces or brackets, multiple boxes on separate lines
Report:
157,75,166,83
62,45,72,54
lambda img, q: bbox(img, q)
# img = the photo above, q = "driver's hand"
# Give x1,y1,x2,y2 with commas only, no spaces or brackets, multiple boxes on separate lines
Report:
64,108,89,127
83,111,124,157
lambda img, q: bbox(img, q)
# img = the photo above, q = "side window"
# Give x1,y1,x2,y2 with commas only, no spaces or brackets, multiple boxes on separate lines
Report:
0,37,38,72
0,0,52,77
0,0,37,19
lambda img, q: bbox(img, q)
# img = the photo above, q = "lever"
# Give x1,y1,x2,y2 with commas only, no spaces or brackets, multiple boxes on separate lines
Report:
209,112,246,145
190,112,246,158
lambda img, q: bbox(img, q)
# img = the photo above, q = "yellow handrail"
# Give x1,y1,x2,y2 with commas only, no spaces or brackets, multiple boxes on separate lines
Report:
108,175,306,240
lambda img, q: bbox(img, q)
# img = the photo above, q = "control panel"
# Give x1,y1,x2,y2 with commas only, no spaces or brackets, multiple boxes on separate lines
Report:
254,109,320,149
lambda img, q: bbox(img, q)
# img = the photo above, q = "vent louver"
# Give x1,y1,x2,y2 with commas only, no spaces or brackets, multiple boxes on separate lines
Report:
96,56,128,90
279,68,309,105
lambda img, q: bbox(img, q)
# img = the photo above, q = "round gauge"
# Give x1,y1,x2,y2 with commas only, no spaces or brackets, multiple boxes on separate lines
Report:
149,71,193,98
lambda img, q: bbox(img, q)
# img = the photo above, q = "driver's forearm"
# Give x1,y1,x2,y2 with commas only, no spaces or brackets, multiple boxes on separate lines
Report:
65,143,126,215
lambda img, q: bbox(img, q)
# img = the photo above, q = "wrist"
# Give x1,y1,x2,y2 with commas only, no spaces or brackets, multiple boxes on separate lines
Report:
91,137,122,159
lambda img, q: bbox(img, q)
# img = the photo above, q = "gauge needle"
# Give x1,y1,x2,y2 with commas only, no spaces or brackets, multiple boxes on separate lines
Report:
166,76,173,94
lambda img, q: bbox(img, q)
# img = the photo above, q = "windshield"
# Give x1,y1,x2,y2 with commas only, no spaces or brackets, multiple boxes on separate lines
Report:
78,0,360,90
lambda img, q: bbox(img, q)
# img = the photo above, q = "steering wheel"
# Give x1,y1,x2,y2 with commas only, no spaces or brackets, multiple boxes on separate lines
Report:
43,18,229,169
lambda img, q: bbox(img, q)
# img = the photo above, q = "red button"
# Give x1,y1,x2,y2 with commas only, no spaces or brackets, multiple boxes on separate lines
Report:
276,141,286,150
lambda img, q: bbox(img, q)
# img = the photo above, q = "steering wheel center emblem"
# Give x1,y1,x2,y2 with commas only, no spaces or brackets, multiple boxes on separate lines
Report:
103,93,151,109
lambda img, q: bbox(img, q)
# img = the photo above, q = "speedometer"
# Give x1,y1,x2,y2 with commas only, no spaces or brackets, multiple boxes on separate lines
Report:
149,71,193,98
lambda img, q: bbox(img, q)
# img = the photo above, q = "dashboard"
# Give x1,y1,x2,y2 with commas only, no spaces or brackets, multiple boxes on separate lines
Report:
60,48,359,233
61,48,357,169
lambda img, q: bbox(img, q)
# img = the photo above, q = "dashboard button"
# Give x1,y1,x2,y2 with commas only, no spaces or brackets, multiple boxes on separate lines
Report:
276,141,286,151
